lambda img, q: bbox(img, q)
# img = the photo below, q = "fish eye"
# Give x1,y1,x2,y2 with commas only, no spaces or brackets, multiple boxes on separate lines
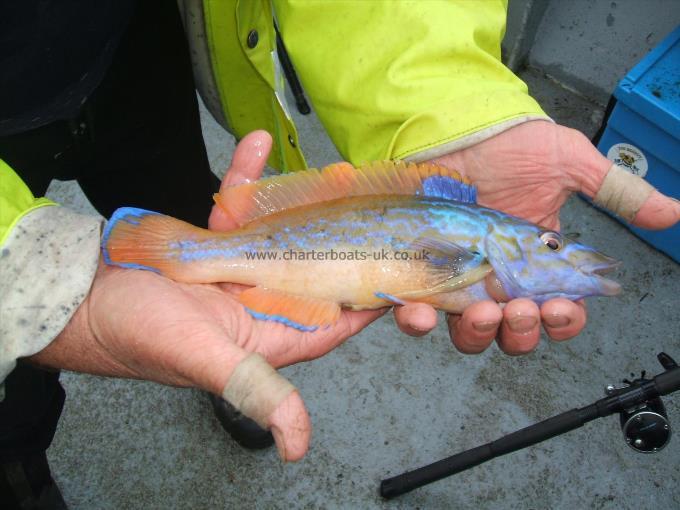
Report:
539,231,563,251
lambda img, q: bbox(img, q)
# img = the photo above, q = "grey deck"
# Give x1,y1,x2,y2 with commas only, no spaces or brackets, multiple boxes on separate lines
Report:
45,67,680,509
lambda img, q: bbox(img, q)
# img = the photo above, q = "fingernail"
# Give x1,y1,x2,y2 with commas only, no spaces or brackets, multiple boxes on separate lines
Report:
271,425,287,462
544,315,571,328
408,323,428,333
473,321,499,333
508,316,538,333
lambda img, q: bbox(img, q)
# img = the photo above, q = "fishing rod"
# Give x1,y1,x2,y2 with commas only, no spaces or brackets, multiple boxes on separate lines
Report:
380,351,680,499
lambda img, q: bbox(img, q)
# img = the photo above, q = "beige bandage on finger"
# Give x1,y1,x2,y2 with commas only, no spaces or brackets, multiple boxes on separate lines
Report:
221,353,296,428
593,164,655,222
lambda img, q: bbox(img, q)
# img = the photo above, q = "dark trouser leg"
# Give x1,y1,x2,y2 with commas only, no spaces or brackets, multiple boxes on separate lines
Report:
0,6,269,502
77,0,272,450
0,366,64,463
0,366,66,509
76,0,218,226
0,62,79,510
0,1,219,506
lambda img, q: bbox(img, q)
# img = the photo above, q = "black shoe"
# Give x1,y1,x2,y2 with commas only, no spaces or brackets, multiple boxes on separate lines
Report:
209,394,274,450
0,453,68,510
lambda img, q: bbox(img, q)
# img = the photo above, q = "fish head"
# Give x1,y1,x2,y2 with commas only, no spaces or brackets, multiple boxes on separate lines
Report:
484,224,621,303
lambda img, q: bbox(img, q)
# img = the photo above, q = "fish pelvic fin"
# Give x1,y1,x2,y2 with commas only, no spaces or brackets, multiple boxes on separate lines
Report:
239,287,342,332
214,160,476,227
102,207,213,279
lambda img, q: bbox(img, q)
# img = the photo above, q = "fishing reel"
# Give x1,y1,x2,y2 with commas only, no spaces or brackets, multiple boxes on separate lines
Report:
605,352,677,453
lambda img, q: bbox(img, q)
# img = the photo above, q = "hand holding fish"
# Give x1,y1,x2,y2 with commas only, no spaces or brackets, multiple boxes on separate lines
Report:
32,124,677,464
99,125,630,442
422,120,679,354
30,133,387,462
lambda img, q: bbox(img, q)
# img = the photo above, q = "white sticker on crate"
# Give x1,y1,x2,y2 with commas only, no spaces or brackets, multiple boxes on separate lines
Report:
606,143,648,178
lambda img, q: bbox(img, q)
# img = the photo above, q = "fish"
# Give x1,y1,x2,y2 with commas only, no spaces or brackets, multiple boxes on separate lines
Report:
101,161,621,331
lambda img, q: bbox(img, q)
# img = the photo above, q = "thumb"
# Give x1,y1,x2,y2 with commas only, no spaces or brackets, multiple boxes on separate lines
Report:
629,189,680,230
215,347,311,462
222,130,273,188
566,129,680,229
268,391,312,462
591,164,680,229
209,130,273,231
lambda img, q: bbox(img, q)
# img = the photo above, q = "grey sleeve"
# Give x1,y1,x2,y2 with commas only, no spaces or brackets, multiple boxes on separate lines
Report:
0,205,102,388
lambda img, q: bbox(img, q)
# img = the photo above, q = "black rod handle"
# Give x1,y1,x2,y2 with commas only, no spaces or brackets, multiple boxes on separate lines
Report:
380,407,595,499
655,366,680,395
380,444,490,499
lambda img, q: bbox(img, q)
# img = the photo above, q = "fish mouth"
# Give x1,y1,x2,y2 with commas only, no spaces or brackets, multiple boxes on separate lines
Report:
579,256,622,296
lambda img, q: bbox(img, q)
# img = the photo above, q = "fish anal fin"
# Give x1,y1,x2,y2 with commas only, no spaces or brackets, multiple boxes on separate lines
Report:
213,160,476,226
239,287,341,331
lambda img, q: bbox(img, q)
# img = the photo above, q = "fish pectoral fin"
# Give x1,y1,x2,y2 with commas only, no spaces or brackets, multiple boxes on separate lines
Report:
410,236,483,268
389,237,492,300
239,287,341,332
393,264,493,300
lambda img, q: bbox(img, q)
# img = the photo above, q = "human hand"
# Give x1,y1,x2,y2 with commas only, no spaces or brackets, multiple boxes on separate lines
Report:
393,120,680,354
29,131,385,462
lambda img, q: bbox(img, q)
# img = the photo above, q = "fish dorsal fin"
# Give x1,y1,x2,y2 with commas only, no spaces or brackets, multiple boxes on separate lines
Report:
214,161,476,227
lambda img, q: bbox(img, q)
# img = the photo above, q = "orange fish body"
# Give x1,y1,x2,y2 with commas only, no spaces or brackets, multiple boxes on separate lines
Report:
103,162,620,331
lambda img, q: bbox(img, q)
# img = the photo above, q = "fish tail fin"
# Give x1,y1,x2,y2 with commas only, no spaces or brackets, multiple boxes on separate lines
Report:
102,207,211,279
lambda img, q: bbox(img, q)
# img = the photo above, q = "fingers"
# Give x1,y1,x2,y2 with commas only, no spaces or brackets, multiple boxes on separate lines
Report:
447,301,502,354
450,299,540,356
540,298,587,341
448,298,588,356
209,130,273,230
497,299,542,355
394,303,438,336
175,329,310,462
269,391,312,462
591,164,679,227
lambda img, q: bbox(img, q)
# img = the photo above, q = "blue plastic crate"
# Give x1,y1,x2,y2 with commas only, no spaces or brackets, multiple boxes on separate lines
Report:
595,26,680,262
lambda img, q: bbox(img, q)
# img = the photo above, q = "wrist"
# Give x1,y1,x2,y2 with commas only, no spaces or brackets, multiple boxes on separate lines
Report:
28,258,141,379
27,271,138,380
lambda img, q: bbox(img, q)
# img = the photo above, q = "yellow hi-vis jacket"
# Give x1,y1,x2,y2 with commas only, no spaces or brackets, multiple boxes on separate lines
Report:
181,0,547,170
0,0,548,381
